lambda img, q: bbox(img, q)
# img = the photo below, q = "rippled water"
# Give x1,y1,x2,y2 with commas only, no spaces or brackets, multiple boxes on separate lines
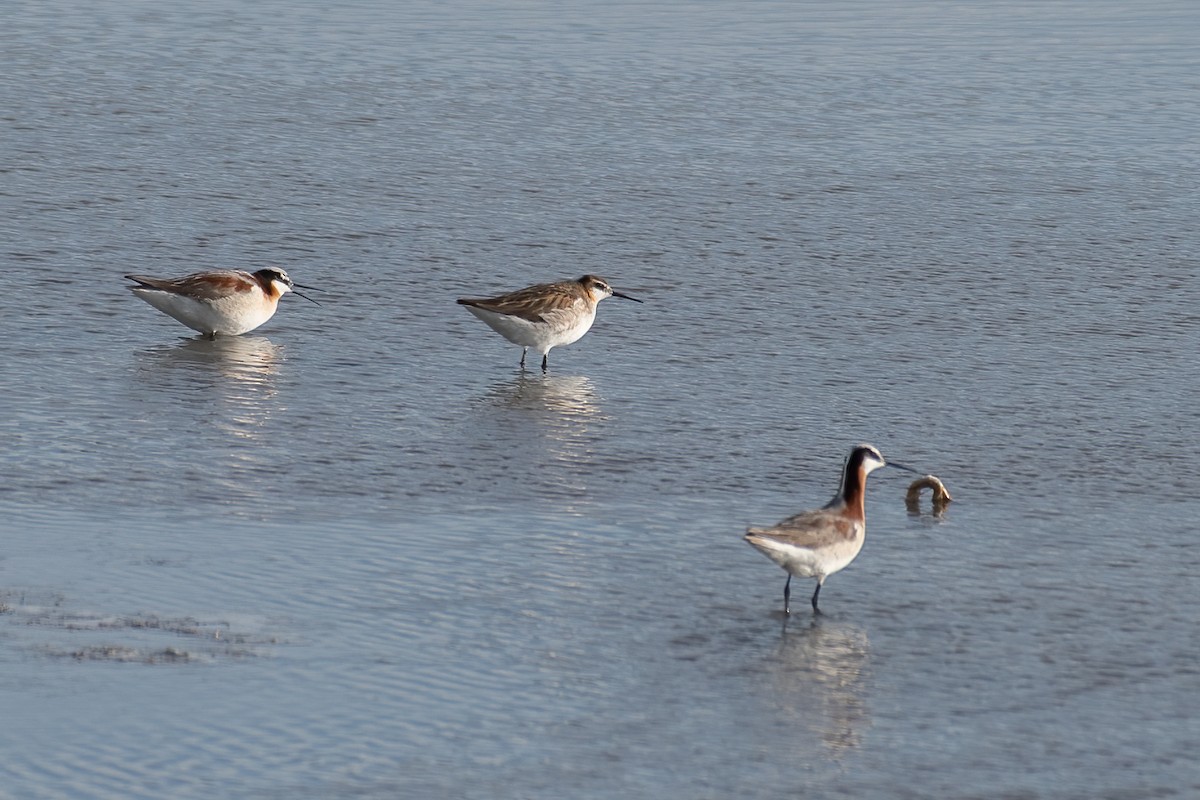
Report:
3,1,1199,797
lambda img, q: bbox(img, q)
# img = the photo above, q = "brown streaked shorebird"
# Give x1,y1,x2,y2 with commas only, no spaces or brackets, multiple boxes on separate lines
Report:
745,444,919,614
457,274,642,371
125,268,319,338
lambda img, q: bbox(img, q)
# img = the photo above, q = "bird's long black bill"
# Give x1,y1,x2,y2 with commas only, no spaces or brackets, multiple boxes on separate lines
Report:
886,460,921,474
612,290,643,303
292,290,321,306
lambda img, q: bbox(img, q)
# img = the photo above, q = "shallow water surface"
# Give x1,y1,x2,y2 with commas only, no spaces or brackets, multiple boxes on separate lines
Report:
2,1,1199,798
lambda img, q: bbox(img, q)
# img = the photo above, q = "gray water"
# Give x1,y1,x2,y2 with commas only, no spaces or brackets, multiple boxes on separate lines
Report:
2,1,1199,797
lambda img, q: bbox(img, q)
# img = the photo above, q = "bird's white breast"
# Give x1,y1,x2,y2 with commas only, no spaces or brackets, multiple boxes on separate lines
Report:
464,304,596,354
133,288,278,336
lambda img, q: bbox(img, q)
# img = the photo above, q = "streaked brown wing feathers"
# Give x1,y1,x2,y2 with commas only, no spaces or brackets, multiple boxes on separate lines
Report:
126,271,256,301
458,281,583,323
750,510,858,548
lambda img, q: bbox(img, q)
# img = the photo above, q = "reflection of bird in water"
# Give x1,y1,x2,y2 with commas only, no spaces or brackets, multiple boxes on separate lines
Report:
905,475,953,517
486,373,604,420
136,335,283,441
146,335,283,382
768,619,872,755
475,374,607,505
489,374,605,456
139,335,281,398
134,336,287,510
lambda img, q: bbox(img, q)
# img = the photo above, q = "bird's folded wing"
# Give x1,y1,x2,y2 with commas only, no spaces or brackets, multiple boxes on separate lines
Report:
747,510,857,548
458,283,582,324
126,271,255,300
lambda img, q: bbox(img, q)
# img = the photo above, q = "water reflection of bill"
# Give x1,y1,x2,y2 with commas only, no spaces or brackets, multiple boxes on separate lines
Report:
768,619,872,754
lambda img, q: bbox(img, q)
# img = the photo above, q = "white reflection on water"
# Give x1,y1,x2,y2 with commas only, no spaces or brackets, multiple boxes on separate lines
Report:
768,619,872,755
477,373,608,505
486,373,603,419
134,336,285,507
136,335,282,435
138,335,283,381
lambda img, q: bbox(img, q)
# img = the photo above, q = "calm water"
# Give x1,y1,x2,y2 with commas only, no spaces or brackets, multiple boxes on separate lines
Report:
3,1,1199,797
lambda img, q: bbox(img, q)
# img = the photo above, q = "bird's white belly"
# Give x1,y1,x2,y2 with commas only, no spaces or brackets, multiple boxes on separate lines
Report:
134,289,276,336
751,536,864,580
465,306,595,354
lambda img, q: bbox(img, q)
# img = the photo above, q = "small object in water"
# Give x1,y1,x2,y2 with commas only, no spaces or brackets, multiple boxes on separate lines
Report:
905,475,953,514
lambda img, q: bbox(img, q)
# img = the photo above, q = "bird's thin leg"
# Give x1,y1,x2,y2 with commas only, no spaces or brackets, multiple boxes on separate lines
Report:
783,574,791,615
541,353,548,372
520,348,527,367
811,579,823,615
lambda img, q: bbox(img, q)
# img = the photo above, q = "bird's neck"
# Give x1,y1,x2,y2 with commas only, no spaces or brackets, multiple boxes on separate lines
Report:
829,465,867,522
257,278,285,301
